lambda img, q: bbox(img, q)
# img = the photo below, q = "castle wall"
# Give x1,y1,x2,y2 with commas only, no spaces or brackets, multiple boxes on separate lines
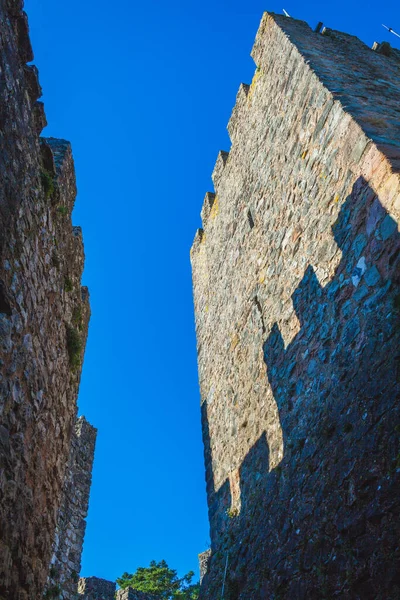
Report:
78,576,116,600
0,2,91,598
191,13,400,599
77,580,160,600
116,589,159,600
198,549,211,584
47,417,97,600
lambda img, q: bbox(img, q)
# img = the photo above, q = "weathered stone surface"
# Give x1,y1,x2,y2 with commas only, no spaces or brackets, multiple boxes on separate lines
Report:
0,2,93,598
116,588,160,600
47,417,97,600
78,576,116,600
198,549,211,584
191,12,400,600
77,580,161,600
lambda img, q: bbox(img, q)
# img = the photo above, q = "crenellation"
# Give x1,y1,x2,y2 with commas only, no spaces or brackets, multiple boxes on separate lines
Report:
227,83,249,143
256,13,400,155
211,150,229,191
200,192,216,227
372,40,400,63
191,227,205,254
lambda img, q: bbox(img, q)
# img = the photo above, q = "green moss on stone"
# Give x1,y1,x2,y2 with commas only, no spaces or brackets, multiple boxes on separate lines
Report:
66,326,82,370
40,169,55,200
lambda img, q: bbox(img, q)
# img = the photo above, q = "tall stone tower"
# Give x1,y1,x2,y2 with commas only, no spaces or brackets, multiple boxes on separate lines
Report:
0,2,95,598
191,12,400,599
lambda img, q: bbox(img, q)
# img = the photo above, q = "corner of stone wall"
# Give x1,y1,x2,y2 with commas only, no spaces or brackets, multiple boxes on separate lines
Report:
198,549,211,584
190,228,205,261
78,576,116,600
47,416,97,599
227,84,250,144
200,192,216,229
211,150,230,193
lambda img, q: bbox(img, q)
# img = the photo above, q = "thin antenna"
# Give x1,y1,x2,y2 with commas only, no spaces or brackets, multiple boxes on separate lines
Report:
382,24,400,39
220,553,229,599
283,8,291,17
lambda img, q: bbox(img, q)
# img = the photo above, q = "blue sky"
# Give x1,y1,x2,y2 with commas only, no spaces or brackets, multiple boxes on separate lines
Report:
25,0,400,584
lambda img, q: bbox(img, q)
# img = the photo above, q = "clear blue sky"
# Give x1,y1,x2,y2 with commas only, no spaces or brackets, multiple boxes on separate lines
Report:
25,0,399,584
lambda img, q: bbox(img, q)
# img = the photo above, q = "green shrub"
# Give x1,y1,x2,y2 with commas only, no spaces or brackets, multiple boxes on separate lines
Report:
117,560,199,598
41,169,55,200
43,584,61,599
57,205,68,216
72,305,83,330
66,326,82,370
71,570,79,583
64,277,73,292
51,250,60,269
49,565,58,579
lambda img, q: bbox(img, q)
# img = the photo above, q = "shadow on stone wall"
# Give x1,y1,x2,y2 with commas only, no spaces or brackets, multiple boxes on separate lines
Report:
201,176,400,600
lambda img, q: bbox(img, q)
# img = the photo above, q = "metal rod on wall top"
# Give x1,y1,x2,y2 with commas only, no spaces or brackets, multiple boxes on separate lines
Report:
382,24,400,39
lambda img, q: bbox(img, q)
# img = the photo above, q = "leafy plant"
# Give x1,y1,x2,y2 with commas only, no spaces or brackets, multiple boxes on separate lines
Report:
71,570,79,583
57,205,68,216
297,437,306,451
72,305,83,330
66,325,82,370
43,584,61,599
64,277,73,292
226,507,239,519
51,250,60,269
49,565,58,579
117,560,199,599
41,169,55,200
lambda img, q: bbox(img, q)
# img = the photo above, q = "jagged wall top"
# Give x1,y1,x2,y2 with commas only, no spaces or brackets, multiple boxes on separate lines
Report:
252,13,400,161
191,9,400,599
195,11,400,236
0,1,93,598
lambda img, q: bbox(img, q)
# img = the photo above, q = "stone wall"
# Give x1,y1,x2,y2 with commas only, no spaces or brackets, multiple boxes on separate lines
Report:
78,576,116,600
116,588,159,600
0,2,92,598
47,417,97,599
191,12,400,599
77,580,161,600
198,549,211,584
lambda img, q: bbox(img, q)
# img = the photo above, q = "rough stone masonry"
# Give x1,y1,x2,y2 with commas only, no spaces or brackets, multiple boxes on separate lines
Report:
47,418,97,600
0,1,96,599
191,12,400,600
77,577,161,600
